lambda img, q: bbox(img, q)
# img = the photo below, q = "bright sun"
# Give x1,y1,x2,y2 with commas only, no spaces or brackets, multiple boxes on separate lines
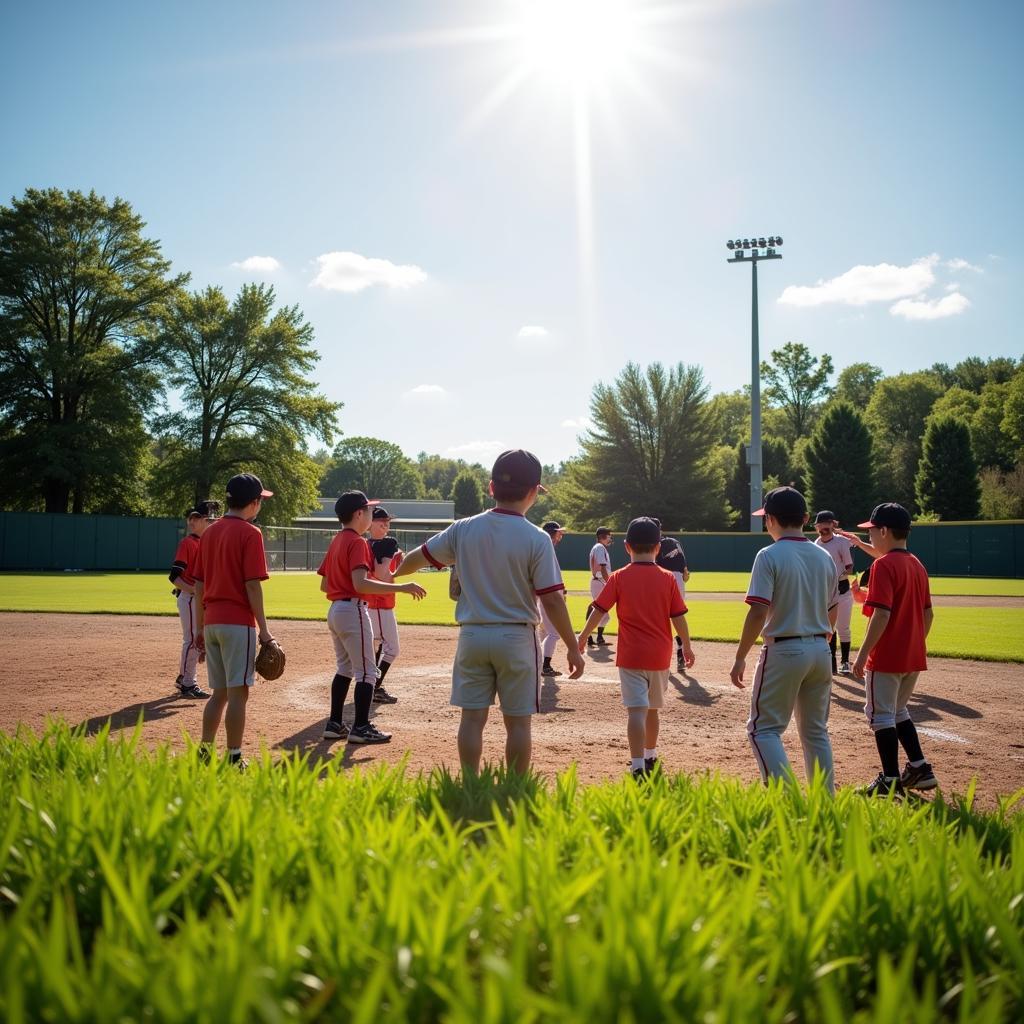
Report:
519,0,642,91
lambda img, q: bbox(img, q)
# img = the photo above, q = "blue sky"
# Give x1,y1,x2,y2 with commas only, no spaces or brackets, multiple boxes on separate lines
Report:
2,0,1021,467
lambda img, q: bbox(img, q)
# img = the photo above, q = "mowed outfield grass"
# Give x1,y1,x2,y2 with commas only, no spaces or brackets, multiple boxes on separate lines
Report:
3,570,1023,662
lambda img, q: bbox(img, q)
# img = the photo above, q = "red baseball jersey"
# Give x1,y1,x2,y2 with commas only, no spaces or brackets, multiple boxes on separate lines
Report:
863,549,932,673
172,533,200,585
366,551,403,610
318,529,373,602
593,562,687,670
191,517,269,627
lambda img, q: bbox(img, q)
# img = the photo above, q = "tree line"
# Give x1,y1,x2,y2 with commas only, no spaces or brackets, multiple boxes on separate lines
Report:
2,188,1021,529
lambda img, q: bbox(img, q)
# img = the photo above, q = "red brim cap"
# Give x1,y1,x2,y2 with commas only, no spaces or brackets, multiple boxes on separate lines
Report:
857,520,874,529
752,508,766,516
260,489,274,497
367,499,380,505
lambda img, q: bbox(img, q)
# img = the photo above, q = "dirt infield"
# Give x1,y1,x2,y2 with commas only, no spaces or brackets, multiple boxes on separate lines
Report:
3,612,1022,806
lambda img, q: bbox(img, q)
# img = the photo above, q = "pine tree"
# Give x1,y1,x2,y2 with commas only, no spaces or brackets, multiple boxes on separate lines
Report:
804,402,874,527
916,417,980,521
451,470,484,519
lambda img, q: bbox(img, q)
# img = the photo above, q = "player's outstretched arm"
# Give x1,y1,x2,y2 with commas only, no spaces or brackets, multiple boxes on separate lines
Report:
352,567,426,600
393,547,430,577
837,529,881,559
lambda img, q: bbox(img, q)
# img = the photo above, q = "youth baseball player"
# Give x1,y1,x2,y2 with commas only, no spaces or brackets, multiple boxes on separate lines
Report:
538,521,566,676
851,503,937,797
730,487,839,794
394,450,585,774
586,527,614,647
318,491,426,744
814,511,855,674
168,500,220,698
366,506,404,704
652,519,691,672
193,474,279,767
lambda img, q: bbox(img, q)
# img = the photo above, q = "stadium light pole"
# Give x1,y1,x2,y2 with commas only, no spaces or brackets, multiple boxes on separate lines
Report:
726,236,783,532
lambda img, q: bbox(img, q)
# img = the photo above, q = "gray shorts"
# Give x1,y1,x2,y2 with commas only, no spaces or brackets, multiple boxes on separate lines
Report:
204,624,257,689
619,668,669,708
452,624,541,717
865,670,920,732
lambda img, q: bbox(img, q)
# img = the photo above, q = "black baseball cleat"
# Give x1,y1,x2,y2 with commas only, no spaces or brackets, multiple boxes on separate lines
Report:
180,683,210,699
586,637,597,648
372,686,398,705
900,761,938,791
862,772,904,798
595,638,613,648
541,665,562,677
226,752,248,772
631,766,648,781
645,756,660,775
323,720,349,740
348,723,392,745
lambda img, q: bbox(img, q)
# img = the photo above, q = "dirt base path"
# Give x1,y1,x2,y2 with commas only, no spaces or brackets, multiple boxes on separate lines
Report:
2,613,1022,806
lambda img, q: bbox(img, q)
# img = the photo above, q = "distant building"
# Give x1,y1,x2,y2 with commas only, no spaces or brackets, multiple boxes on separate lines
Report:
293,498,455,533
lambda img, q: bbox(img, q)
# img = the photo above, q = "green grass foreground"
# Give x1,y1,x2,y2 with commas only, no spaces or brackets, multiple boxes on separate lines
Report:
3,571,1023,662
1,726,1022,1022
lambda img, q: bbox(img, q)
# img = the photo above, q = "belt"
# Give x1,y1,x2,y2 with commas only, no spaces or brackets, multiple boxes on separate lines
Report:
336,597,365,603
773,634,828,643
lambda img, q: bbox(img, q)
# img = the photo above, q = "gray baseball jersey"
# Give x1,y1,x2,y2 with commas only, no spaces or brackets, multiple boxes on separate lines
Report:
421,509,565,624
815,534,854,577
745,537,839,637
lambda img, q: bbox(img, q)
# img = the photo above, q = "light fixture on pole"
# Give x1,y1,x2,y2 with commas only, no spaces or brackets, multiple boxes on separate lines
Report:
726,236,783,532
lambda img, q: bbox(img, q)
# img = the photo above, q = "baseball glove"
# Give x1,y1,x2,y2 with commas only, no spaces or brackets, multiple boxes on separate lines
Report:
371,536,401,561
254,639,286,681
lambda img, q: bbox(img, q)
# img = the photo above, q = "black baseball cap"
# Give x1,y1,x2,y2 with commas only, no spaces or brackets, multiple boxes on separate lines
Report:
187,500,221,520
372,506,392,520
335,490,379,519
595,526,612,539
542,520,563,536
226,473,273,504
625,516,661,546
753,486,807,518
492,449,546,492
858,503,911,531
814,510,837,525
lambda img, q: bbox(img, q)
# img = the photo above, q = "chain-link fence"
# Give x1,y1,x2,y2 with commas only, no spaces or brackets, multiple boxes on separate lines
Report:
261,526,437,572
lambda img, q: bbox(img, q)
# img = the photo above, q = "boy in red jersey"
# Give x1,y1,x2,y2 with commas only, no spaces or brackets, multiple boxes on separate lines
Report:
193,474,279,767
168,500,220,698
851,503,936,797
364,506,404,706
577,517,695,778
318,491,426,745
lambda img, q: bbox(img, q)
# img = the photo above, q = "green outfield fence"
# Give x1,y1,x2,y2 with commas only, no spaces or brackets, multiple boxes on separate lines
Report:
1,512,1023,577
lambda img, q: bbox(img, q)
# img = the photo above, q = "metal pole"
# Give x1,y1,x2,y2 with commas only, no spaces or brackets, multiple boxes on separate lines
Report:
749,259,763,532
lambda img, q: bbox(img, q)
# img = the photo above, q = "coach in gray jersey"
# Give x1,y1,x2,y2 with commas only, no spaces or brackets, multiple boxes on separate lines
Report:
395,450,585,774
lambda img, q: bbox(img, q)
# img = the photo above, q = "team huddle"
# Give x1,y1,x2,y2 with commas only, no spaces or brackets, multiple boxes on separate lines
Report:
169,451,936,796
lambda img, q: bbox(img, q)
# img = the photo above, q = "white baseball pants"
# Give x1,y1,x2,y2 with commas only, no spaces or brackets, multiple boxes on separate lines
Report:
327,599,377,684
537,597,560,658
589,578,610,627
176,591,201,685
746,637,834,794
835,588,854,644
371,606,401,663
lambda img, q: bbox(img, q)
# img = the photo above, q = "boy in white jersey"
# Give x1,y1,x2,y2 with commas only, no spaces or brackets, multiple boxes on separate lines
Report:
538,521,567,676
586,527,614,648
814,510,855,675
730,487,840,793
395,450,585,773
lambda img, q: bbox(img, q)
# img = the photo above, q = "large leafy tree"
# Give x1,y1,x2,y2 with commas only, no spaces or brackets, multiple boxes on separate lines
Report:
416,453,489,498
761,342,834,440
864,370,944,510
152,284,340,524
804,402,875,527
322,437,424,499
915,417,980,521
559,362,726,530
0,188,186,512
832,362,883,410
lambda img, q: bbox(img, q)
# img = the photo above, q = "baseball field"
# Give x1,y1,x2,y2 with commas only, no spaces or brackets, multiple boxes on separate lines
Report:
2,573,1024,1021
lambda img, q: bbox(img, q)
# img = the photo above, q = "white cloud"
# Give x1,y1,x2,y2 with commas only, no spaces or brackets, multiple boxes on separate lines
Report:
311,251,427,294
945,258,982,273
944,281,960,293
404,384,446,396
562,417,595,431
232,255,281,273
890,292,971,321
518,325,549,339
779,255,938,307
446,440,504,456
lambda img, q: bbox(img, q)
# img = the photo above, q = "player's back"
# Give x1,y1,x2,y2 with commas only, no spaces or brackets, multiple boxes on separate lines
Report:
752,538,836,638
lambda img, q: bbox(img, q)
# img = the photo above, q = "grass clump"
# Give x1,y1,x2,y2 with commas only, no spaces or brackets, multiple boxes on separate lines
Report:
1,723,1023,1022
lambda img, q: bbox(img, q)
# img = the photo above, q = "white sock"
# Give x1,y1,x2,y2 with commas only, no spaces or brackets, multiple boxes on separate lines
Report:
644,748,657,759
910,758,926,768
227,747,241,757
630,757,644,771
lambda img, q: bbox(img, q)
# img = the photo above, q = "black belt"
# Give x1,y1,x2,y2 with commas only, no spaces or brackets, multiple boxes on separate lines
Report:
336,597,364,603
774,634,828,643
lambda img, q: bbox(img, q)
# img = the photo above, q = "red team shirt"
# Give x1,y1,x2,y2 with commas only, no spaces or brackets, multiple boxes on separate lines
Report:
191,517,269,627
173,533,200,586
593,562,687,670
318,529,373,601
863,549,932,673
365,551,402,610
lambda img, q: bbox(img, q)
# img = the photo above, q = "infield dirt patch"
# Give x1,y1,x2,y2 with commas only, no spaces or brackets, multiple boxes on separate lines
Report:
3,612,1022,806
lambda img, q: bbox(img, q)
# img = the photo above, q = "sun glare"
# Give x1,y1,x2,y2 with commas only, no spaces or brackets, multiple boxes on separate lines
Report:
519,0,641,90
